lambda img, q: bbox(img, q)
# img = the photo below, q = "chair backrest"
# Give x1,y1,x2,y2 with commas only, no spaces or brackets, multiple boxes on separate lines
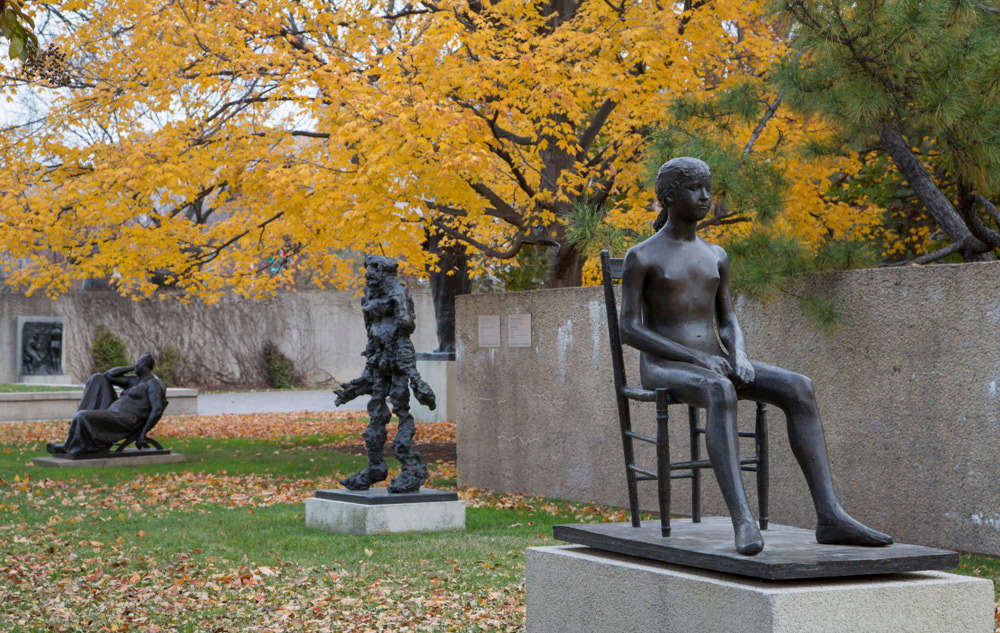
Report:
600,250,629,393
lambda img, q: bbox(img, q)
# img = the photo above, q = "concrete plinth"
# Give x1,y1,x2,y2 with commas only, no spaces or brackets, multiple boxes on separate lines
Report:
412,355,455,423
0,387,198,422
31,452,186,468
526,545,994,633
305,488,465,535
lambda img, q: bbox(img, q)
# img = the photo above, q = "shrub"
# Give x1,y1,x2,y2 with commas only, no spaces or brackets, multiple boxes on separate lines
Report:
92,325,129,372
263,340,296,389
157,345,182,387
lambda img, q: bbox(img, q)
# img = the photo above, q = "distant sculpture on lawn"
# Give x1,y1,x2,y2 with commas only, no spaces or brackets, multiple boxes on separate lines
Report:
45,352,167,456
334,255,437,493
619,157,892,556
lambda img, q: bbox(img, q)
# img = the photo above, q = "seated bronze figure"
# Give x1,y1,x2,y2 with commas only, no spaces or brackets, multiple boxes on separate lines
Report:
619,157,891,555
46,351,167,456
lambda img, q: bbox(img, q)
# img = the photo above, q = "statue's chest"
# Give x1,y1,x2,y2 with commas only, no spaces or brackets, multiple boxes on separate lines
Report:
646,258,720,299
362,296,394,318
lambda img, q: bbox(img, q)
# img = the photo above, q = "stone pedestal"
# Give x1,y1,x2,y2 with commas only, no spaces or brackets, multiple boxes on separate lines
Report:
32,450,186,468
305,487,466,535
412,353,455,423
526,545,994,633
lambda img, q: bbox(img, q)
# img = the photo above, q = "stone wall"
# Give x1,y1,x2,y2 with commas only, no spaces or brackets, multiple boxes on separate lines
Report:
0,288,437,387
455,261,1000,556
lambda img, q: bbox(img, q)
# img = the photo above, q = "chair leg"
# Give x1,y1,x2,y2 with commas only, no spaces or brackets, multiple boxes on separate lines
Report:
656,389,671,537
755,402,769,531
688,406,701,523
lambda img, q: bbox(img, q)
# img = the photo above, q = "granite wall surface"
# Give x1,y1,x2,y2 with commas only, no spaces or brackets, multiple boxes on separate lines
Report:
455,261,1000,556
0,288,437,387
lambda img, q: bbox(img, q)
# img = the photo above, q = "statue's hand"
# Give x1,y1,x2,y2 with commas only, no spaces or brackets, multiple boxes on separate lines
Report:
703,355,732,377
732,354,755,387
135,434,148,449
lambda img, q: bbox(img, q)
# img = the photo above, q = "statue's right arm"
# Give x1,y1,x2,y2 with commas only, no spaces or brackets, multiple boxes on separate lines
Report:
618,249,715,369
104,365,134,388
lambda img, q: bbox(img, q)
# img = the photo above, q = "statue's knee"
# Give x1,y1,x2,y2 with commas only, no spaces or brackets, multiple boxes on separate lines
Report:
703,376,737,408
362,425,387,445
789,373,815,402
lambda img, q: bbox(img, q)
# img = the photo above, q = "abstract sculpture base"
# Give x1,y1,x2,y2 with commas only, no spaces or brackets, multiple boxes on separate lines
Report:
31,449,185,468
526,545,994,633
553,517,958,580
305,488,465,535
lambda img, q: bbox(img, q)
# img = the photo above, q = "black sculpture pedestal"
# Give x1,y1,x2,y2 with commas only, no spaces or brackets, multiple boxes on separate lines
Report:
305,487,465,535
31,448,186,468
526,518,993,633
553,517,958,580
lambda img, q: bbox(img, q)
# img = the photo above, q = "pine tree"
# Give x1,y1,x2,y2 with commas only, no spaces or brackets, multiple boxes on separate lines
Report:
773,0,1000,263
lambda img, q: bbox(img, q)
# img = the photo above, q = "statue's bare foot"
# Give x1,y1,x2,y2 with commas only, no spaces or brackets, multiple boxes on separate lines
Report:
340,465,388,491
45,443,66,455
387,464,428,494
816,513,892,547
734,519,764,556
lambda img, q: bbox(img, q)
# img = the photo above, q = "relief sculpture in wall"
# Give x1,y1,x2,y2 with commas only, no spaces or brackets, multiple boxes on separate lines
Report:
21,320,64,376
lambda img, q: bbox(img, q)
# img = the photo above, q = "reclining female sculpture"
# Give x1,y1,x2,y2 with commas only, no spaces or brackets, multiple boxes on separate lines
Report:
619,157,892,556
45,351,167,456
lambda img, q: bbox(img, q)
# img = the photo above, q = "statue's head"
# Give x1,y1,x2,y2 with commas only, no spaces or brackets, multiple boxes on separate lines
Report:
364,254,398,286
135,351,155,373
653,157,712,231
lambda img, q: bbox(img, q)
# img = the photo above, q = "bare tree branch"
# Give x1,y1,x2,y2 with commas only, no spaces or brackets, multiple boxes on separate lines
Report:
577,98,617,157
882,241,963,266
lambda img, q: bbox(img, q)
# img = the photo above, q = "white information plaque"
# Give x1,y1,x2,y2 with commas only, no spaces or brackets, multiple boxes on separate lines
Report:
478,315,501,348
508,314,532,348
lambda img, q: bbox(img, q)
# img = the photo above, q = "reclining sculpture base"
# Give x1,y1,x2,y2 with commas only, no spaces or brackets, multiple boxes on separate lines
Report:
553,517,956,580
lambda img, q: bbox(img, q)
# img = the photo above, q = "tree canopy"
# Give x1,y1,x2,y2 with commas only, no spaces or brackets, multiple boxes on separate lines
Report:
1,0,885,299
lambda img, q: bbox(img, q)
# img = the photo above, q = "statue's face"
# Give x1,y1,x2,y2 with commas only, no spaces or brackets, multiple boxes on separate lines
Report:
364,255,397,285
669,172,712,223
136,352,155,372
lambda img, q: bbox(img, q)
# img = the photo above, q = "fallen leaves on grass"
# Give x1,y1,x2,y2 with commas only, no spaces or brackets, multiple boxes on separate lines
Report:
0,411,456,448
0,528,524,632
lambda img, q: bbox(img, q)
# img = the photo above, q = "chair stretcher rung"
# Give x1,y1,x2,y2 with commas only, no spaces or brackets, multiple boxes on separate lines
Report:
669,459,713,470
670,473,694,479
624,430,656,444
695,428,758,439
628,464,657,478
740,465,759,472
635,474,656,481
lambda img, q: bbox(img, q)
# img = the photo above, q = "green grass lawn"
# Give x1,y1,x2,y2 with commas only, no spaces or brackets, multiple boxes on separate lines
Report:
0,383,80,393
0,435,592,631
1,431,997,631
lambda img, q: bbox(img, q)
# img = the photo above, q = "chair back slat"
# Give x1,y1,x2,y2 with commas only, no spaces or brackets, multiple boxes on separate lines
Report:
600,250,629,395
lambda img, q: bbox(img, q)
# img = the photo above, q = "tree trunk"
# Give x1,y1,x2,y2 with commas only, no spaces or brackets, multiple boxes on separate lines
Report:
880,124,992,261
425,231,472,355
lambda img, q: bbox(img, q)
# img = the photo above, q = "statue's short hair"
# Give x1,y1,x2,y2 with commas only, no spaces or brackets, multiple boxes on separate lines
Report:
653,157,712,231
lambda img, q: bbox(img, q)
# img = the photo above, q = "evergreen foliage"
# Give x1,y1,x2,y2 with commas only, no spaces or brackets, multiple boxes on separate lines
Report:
772,0,1000,261
91,325,129,373
262,341,296,389
157,346,182,388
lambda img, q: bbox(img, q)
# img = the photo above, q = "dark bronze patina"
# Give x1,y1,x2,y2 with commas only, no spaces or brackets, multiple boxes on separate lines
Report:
21,321,63,376
334,255,437,493
617,157,891,556
45,352,168,456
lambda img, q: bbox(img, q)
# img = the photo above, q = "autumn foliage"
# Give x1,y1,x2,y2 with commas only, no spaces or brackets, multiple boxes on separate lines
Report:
0,0,895,298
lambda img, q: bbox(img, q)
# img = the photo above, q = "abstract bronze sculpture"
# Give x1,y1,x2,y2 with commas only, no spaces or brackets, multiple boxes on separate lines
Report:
334,255,436,493
45,351,167,456
619,157,891,556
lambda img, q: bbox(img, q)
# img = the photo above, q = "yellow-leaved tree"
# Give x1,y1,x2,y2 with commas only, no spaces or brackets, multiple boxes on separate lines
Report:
1,0,804,302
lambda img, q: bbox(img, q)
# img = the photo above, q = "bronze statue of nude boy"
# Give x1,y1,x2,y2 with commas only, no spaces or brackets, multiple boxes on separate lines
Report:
619,157,891,556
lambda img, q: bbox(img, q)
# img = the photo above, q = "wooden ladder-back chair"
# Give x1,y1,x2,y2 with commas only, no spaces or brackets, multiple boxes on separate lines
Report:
600,250,770,537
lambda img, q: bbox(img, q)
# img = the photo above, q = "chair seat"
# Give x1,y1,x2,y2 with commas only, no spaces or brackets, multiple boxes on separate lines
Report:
621,385,657,402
